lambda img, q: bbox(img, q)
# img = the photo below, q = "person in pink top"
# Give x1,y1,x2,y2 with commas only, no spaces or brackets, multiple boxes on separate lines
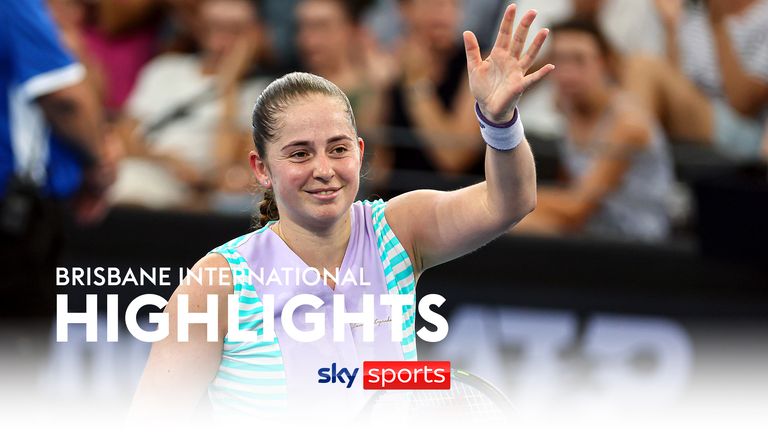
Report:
46,0,162,114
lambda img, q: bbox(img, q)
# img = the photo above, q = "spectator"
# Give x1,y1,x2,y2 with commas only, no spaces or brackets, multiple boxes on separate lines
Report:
364,0,506,50
511,0,665,56
46,0,107,105
110,0,270,211
499,0,666,138
259,0,303,68
0,0,114,317
161,0,204,54
374,0,484,199
295,0,382,132
47,0,163,115
514,20,674,242
161,0,278,70
623,0,768,160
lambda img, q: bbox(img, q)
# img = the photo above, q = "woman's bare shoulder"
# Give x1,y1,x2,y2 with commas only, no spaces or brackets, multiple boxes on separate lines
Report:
174,253,235,299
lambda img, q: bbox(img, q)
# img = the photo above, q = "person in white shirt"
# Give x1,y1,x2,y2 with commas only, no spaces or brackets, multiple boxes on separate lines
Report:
111,0,270,210
502,0,666,137
624,0,768,160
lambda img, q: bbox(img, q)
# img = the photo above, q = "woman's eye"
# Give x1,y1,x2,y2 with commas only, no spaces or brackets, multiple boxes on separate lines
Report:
290,151,309,159
331,146,348,155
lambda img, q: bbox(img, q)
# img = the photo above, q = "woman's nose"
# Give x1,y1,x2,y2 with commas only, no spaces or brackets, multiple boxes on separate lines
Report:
312,154,335,181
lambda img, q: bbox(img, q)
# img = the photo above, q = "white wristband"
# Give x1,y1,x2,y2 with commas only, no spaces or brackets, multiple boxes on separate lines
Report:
475,102,525,151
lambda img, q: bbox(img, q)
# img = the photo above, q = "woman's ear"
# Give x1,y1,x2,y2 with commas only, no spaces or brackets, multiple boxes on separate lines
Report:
249,150,271,188
358,137,365,165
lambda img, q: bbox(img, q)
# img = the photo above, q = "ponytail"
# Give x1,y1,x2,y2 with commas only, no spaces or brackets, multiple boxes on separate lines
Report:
257,188,279,228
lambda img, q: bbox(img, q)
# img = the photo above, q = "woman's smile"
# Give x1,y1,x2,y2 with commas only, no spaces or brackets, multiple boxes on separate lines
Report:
305,186,343,200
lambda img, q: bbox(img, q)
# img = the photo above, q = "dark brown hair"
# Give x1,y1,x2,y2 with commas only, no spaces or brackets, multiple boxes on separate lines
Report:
550,19,612,56
252,72,358,228
550,18,620,80
304,0,375,23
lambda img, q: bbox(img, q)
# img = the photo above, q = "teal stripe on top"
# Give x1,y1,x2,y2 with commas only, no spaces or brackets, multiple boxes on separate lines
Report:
364,199,418,360
207,222,289,416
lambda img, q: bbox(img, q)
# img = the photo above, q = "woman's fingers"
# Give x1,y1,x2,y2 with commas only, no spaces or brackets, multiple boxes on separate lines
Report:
519,28,549,72
469,6,553,103
511,9,537,58
493,4,516,53
463,31,482,72
522,64,556,90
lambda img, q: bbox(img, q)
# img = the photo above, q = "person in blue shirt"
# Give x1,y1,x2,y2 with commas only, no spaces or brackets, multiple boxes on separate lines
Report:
0,0,114,318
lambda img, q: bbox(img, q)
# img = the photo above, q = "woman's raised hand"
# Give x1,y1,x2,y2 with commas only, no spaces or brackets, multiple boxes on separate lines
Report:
463,5,554,123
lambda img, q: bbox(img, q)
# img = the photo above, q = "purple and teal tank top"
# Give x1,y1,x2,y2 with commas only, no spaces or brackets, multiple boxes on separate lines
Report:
206,199,417,418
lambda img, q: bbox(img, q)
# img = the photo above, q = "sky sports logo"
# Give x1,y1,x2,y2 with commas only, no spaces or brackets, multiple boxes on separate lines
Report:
318,361,451,390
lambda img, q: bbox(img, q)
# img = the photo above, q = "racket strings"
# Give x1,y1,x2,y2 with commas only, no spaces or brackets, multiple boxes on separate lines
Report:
368,381,507,423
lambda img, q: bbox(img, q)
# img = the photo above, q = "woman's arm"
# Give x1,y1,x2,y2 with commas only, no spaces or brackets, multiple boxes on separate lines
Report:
129,253,232,422
385,5,554,275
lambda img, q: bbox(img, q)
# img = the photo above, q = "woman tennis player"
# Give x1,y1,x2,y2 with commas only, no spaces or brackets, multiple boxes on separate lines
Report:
130,4,553,424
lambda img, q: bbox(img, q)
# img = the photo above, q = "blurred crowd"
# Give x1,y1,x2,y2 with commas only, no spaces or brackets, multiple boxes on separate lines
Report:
12,0,768,243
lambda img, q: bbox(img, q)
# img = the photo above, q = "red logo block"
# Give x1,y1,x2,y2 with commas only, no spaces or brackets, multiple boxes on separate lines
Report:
362,361,451,390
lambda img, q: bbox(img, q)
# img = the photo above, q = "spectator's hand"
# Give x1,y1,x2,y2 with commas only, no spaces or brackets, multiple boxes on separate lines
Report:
216,28,259,94
99,128,122,187
654,0,685,28
463,5,553,124
161,154,208,188
401,36,433,86
73,129,122,224
73,187,108,225
216,164,252,193
359,29,400,90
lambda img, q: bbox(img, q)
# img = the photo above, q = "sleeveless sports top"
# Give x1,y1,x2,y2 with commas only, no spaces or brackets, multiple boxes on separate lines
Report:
206,199,417,419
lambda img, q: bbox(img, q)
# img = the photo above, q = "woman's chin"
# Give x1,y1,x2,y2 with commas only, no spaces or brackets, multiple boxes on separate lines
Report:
298,200,348,224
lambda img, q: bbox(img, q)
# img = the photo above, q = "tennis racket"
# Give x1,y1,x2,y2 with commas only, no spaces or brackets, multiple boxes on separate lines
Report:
355,368,513,426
